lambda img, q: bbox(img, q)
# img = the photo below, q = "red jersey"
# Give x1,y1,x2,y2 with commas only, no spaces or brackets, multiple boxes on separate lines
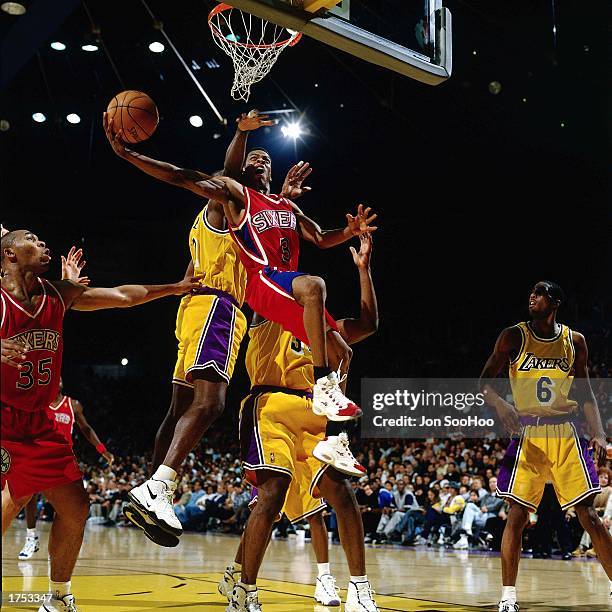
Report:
47,395,75,444
1,279,65,412
229,187,301,273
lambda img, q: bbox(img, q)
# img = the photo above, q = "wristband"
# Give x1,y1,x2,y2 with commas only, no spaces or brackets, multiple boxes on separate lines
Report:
96,443,107,455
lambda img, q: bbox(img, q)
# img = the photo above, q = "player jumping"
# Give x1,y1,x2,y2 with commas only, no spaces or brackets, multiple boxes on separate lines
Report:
481,281,612,611
1,229,199,612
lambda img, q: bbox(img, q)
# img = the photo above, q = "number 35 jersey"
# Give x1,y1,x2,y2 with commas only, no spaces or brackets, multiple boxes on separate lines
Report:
1,279,64,412
508,321,577,417
229,187,301,273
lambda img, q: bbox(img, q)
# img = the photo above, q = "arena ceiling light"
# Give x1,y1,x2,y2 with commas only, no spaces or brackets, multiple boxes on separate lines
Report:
121,357,129,366
1,2,26,15
189,115,203,127
66,113,81,124
50,41,67,51
81,43,99,52
148,41,165,53
32,112,46,123
281,122,303,140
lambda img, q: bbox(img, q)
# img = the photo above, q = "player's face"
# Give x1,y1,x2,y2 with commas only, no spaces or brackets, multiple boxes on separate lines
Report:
9,230,51,273
243,150,272,189
528,282,554,318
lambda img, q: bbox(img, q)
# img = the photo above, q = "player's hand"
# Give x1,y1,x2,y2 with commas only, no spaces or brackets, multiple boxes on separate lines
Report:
237,110,276,132
102,451,114,465
281,161,312,200
1,338,27,369
1,224,9,237
494,398,521,435
346,204,377,236
172,275,204,295
590,434,607,467
61,246,90,285
349,232,373,269
103,112,128,157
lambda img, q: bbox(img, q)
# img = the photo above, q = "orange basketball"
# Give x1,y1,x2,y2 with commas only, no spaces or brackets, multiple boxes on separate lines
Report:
106,90,159,144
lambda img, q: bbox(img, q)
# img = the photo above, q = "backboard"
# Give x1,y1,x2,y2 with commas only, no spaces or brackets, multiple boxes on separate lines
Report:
218,0,452,85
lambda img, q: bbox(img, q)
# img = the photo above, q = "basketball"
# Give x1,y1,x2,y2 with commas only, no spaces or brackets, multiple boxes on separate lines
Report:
106,90,159,144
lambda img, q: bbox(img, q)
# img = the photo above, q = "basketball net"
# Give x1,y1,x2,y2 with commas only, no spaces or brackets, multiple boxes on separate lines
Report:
209,3,302,102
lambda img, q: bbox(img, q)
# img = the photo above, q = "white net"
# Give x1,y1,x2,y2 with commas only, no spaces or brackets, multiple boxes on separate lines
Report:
209,3,301,102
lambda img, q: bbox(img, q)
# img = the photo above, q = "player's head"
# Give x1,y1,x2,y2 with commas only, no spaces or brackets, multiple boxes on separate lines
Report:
528,280,564,319
1,229,51,275
242,148,272,192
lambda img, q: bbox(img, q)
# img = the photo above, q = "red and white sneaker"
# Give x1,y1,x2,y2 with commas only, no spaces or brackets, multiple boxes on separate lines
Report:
312,371,361,421
313,433,366,477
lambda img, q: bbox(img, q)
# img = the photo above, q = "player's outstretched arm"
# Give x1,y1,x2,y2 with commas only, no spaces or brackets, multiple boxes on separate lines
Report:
224,110,275,179
72,399,114,464
479,328,522,434
293,203,377,249
51,277,201,311
337,233,379,345
572,331,607,466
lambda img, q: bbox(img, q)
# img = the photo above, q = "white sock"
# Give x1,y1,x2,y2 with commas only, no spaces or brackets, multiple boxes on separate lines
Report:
153,465,177,482
26,528,38,538
501,586,516,603
317,562,330,577
465,527,473,536
350,575,368,583
230,562,241,574
50,580,71,599
238,581,256,592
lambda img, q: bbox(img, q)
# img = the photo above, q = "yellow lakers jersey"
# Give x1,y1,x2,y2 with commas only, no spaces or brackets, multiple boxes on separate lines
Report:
188,205,247,305
245,319,313,391
509,321,577,416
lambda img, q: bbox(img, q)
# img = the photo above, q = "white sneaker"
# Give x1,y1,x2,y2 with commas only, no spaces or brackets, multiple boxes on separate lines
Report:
437,532,446,546
314,573,341,606
128,478,182,536
345,580,378,612
38,594,78,611
226,583,262,611
219,566,239,600
313,433,366,477
453,534,469,550
498,601,519,612
18,535,40,560
312,371,361,421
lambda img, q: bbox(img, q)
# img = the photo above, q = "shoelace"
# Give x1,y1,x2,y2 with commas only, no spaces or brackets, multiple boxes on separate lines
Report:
323,375,352,409
355,582,377,605
321,574,339,596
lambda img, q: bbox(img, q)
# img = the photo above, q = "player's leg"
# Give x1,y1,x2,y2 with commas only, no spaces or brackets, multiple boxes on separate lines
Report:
41,480,89,608
499,501,530,611
574,498,612,579
317,468,377,611
231,471,291,608
18,495,40,560
219,532,245,599
151,383,193,471
1,483,31,536
308,511,342,607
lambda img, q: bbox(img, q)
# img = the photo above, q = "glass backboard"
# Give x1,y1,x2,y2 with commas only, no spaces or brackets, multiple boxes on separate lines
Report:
219,0,452,85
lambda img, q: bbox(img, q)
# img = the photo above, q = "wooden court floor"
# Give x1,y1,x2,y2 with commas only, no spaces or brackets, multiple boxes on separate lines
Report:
2,521,610,611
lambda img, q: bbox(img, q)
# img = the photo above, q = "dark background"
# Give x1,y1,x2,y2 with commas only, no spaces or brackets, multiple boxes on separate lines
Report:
1,1,609,452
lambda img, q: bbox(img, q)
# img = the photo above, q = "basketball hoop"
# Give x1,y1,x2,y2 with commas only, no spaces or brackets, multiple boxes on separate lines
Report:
208,3,302,102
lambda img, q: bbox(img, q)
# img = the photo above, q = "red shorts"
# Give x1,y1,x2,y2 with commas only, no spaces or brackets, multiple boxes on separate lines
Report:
246,268,338,345
1,405,82,500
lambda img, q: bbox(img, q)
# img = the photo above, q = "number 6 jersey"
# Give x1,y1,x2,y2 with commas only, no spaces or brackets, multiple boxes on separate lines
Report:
508,321,577,417
1,279,64,412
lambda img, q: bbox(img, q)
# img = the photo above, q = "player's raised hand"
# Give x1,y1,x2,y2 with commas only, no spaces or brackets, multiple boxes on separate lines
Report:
61,246,90,286
237,109,276,132
102,112,128,157
346,204,377,236
281,161,313,200
1,338,26,369
102,451,115,465
349,233,373,269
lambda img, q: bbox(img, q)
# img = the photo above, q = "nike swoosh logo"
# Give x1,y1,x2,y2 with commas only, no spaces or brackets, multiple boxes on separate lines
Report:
146,484,158,500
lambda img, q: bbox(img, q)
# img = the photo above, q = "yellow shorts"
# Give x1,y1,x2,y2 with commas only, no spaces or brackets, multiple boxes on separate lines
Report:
496,422,600,510
240,389,328,523
172,293,247,386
